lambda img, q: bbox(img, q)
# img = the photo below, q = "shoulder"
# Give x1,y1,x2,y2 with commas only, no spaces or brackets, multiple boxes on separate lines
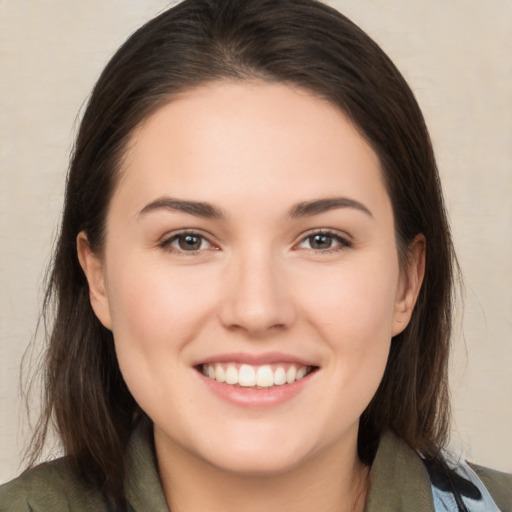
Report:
0,458,109,512
469,463,512,512
368,432,512,512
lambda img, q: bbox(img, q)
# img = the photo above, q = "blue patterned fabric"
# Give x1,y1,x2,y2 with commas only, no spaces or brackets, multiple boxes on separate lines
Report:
428,458,502,512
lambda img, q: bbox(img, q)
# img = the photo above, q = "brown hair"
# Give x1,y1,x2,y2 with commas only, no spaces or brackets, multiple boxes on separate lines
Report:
28,0,456,508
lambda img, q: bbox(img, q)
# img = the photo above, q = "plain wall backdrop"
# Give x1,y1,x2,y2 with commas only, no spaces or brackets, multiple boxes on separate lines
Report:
0,0,511,483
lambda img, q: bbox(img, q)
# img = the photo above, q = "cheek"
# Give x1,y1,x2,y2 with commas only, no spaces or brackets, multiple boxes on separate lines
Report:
299,255,399,343
103,257,219,397
106,258,215,341
295,255,398,406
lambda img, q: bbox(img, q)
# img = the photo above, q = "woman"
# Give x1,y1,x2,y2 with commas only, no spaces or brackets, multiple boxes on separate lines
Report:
1,0,510,510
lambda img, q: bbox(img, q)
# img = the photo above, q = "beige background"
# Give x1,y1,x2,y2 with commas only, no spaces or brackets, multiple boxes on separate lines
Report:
0,1,511,483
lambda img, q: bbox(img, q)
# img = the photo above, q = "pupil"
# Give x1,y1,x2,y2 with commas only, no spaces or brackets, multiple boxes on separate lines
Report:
311,234,331,249
179,235,201,251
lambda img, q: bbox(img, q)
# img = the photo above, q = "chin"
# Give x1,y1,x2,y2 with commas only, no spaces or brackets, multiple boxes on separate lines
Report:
203,447,308,477
193,427,318,477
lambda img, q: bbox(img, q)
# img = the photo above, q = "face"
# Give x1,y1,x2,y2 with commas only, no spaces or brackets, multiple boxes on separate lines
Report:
79,81,422,477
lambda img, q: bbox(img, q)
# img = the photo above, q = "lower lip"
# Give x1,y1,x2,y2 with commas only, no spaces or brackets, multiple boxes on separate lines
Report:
198,371,315,409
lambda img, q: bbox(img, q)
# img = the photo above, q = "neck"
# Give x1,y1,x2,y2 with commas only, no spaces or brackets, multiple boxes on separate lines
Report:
155,428,369,512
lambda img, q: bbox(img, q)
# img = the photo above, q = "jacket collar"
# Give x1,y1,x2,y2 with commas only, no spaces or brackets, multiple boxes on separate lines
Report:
365,431,434,512
125,423,434,512
125,420,170,512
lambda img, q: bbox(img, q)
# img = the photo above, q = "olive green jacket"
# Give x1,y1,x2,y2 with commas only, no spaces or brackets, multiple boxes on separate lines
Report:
1,427,510,511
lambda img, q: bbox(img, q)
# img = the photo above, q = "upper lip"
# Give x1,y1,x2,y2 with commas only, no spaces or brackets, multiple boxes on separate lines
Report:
193,351,318,367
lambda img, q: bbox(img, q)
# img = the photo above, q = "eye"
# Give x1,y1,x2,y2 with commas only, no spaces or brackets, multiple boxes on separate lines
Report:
297,231,351,252
160,231,215,254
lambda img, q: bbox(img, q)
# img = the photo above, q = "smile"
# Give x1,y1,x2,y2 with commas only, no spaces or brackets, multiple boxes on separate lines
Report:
200,363,315,388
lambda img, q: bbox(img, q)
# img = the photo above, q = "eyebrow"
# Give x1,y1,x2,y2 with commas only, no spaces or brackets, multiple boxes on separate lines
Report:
137,196,372,220
289,197,373,218
138,197,225,219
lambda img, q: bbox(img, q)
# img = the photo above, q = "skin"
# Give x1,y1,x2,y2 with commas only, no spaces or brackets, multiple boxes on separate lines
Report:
78,81,425,512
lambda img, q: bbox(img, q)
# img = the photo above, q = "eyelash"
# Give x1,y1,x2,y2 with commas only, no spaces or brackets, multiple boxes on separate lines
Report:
159,230,216,255
296,230,352,253
159,229,352,255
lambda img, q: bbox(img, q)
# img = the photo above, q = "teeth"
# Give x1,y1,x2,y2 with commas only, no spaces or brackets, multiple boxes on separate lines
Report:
296,367,307,380
239,364,256,387
215,364,226,383
202,363,312,388
274,367,286,385
256,365,274,387
286,365,296,384
225,365,239,385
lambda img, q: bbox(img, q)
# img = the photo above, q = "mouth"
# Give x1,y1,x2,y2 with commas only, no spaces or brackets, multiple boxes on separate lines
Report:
197,362,318,389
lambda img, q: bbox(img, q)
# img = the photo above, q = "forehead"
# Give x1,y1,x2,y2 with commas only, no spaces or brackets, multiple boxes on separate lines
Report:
115,81,389,219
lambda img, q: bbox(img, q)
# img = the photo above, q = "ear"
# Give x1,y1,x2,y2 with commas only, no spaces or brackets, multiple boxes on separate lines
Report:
392,234,426,336
76,232,113,330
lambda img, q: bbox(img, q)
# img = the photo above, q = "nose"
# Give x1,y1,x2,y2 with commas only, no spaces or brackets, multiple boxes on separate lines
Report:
218,248,296,337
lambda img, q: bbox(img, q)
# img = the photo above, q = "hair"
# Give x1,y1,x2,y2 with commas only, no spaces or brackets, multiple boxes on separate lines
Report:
27,0,456,508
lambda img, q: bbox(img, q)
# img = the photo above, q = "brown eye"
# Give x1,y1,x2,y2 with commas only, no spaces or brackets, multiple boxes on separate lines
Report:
161,231,215,253
297,231,351,252
308,234,334,250
177,234,203,251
